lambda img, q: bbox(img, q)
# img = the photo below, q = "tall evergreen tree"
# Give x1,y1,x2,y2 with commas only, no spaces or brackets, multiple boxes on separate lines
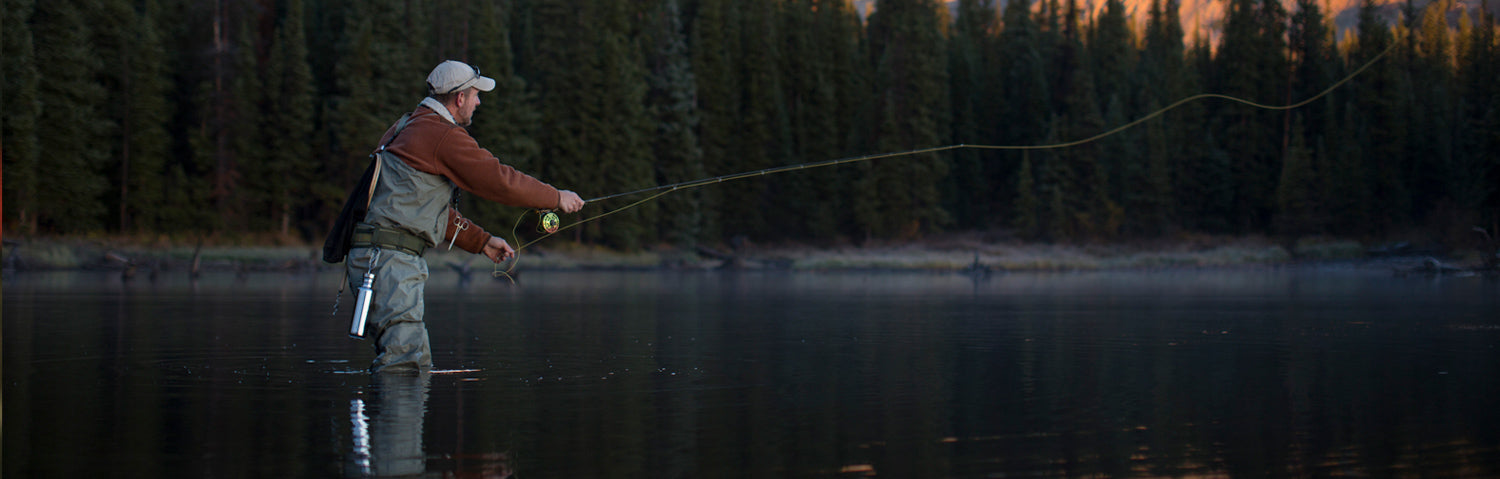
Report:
1089,0,1135,116
1275,115,1322,236
1455,7,1498,225
688,0,741,243
645,0,706,247
818,0,867,239
1013,152,1043,238
723,0,789,242
590,0,655,249
86,0,173,234
32,0,111,232
858,0,951,239
1038,120,1074,240
123,0,174,234
2,0,41,234
307,0,348,99
997,0,1053,228
1350,0,1408,233
766,0,864,242
1215,0,1289,232
184,0,241,228
227,12,266,232
263,0,316,238
1289,0,1335,140
1181,35,1236,232
92,0,134,231
1051,0,1118,239
1284,0,1337,235
1133,96,1175,236
947,0,1000,229
1320,102,1368,235
1139,0,1189,234
159,1,222,236
1408,0,1459,224
778,0,834,240
1090,0,1143,235
1142,0,1186,90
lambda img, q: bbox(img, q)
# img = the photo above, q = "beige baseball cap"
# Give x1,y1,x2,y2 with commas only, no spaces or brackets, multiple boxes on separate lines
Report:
426,60,496,95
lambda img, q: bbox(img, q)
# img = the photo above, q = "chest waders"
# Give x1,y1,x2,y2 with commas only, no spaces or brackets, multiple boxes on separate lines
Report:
343,110,466,373
332,112,446,343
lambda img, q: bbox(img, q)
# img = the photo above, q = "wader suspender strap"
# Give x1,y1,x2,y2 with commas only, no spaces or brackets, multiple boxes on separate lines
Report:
332,112,417,318
365,112,415,209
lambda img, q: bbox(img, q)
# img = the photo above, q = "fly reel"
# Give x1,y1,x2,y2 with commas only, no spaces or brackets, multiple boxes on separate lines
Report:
538,210,561,234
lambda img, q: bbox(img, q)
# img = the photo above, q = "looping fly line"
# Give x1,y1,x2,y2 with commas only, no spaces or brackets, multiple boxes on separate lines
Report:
493,38,1398,280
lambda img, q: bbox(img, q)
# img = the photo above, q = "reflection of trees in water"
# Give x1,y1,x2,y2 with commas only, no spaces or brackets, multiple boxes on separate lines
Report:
929,298,1500,477
8,273,1499,477
471,278,1500,477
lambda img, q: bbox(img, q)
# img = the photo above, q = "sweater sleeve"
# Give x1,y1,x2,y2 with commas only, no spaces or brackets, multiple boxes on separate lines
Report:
443,207,492,254
435,128,561,210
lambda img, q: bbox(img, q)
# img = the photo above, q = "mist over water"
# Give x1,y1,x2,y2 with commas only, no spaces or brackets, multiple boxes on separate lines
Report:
5,268,1499,477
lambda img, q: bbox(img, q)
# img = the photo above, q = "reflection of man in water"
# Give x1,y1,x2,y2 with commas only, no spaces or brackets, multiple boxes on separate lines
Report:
350,372,429,477
349,373,514,478
348,60,586,373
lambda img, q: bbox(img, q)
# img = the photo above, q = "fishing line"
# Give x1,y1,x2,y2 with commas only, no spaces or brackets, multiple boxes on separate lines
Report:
493,37,1398,279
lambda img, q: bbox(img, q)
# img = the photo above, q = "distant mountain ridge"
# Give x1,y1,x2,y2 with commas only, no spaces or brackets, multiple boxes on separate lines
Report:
1152,0,1495,40
853,0,1498,41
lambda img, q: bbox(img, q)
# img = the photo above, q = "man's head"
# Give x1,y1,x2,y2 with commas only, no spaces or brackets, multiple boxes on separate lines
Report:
427,60,496,126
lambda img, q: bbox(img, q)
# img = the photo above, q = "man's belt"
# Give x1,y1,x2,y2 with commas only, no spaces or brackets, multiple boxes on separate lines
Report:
351,223,429,257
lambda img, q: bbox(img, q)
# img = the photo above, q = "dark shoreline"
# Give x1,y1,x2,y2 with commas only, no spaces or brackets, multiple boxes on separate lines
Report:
2,234,1493,277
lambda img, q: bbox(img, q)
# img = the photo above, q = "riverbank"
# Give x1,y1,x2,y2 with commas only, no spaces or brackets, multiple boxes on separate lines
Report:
0,233,1490,276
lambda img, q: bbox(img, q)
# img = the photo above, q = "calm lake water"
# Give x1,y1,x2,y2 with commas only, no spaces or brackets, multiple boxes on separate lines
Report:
4,267,1499,478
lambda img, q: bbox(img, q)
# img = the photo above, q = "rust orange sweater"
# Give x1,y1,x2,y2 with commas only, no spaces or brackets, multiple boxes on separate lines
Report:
377,105,561,253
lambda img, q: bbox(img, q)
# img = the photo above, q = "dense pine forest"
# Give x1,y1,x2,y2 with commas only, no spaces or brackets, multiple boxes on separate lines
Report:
2,0,1497,250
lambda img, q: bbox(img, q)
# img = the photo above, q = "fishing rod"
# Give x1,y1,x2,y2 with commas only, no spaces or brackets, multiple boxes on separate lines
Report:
493,36,1399,280
583,144,968,204
508,144,976,245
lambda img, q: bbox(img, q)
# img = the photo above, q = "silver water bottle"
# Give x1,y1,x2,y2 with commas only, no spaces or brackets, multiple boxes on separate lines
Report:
349,249,380,339
349,268,375,339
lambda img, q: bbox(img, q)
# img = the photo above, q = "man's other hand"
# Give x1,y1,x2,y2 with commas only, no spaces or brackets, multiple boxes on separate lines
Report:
482,236,516,263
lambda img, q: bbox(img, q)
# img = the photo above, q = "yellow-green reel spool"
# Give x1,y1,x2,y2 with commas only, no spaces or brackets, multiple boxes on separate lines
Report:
539,211,561,233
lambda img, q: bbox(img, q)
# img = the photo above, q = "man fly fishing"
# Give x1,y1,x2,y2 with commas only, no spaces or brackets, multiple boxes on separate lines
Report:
337,60,585,373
